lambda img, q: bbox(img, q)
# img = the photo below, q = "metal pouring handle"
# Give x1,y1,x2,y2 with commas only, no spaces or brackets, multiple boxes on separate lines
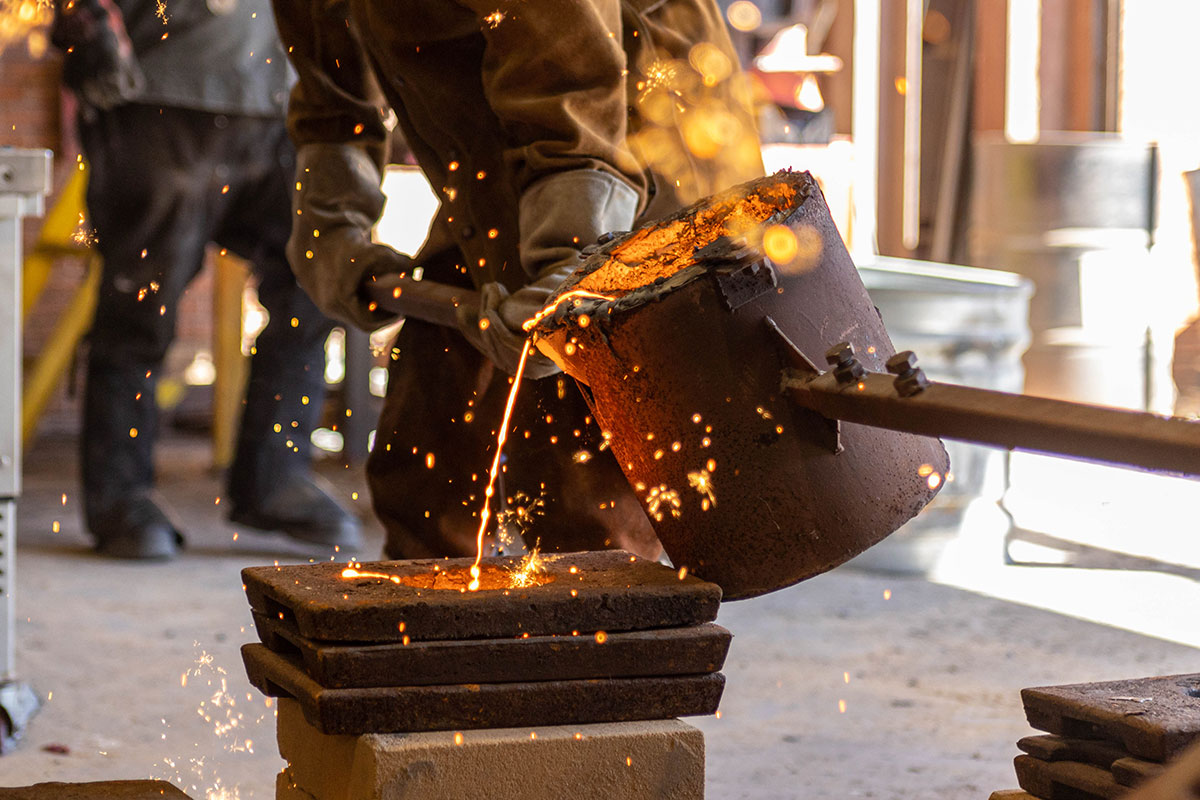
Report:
366,273,481,329
779,341,1200,479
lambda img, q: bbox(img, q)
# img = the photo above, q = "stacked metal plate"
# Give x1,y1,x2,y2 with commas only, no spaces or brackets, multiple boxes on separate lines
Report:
988,674,1200,800
240,550,731,735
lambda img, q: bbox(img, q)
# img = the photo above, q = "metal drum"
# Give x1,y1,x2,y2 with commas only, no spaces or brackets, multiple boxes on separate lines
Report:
533,172,948,600
851,257,1032,572
969,133,1156,408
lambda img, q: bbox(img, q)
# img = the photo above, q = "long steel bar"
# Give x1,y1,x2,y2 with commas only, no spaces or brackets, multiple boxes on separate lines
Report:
366,273,480,328
782,369,1200,478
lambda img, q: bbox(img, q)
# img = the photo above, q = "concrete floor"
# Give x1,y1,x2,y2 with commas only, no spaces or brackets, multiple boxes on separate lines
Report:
3,432,1199,799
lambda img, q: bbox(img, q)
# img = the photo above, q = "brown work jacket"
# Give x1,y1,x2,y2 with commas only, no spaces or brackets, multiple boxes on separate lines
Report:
273,0,763,294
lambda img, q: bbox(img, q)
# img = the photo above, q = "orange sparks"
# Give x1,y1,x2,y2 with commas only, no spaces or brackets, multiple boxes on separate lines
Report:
687,469,716,510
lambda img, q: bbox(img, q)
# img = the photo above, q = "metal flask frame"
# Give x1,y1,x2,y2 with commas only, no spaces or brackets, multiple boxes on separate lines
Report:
534,172,949,600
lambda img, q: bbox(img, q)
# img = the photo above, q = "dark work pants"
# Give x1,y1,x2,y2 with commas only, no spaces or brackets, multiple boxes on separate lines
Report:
79,103,334,529
367,312,662,562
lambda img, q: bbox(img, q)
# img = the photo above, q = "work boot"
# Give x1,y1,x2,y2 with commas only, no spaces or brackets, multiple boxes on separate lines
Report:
228,472,362,552
89,489,185,561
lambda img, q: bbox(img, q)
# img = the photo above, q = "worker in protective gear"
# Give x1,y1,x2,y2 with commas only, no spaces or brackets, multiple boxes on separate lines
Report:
273,0,763,560
52,0,362,559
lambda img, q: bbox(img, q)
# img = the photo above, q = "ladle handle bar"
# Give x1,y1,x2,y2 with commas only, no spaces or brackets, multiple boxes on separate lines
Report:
366,273,481,329
783,367,1200,478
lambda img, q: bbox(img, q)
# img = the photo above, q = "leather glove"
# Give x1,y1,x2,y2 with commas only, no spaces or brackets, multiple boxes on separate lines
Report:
289,143,407,331
51,0,144,110
457,282,561,379
458,169,640,378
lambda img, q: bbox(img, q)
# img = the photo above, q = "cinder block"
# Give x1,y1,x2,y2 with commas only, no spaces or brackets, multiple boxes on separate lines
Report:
275,698,705,800
276,770,319,800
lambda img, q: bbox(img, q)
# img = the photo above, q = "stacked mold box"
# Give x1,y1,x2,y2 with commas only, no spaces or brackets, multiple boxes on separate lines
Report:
988,674,1200,799
240,550,730,800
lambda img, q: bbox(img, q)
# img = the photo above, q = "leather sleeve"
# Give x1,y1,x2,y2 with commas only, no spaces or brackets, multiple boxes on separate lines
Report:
271,0,390,167
455,0,649,205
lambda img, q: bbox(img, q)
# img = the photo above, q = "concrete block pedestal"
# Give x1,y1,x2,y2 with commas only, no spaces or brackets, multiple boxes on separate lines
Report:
275,698,705,800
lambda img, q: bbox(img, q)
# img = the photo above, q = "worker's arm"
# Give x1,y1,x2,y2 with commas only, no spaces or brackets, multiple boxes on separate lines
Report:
452,1,644,377
271,0,404,331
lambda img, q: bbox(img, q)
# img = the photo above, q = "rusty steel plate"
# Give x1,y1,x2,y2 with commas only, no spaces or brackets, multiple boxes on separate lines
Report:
0,782,193,799
242,644,725,735
1013,755,1124,800
1111,757,1163,788
1016,735,1161,788
242,550,720,643
1018,734,1131,768
252,610,731,688
1023,674,1200,762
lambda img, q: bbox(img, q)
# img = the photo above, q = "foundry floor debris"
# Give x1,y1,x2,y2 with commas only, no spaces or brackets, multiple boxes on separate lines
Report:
5,432,1200,798
988,674,1200,799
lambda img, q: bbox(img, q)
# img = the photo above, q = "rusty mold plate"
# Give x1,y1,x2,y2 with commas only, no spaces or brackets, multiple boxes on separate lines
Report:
0,781,193,799
1013,755,1124,800
242,644,725,736
252,609,730,688
1023,674,1200,762
1017,735,1131,768
242,550,720,643
1111,757,1163,788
